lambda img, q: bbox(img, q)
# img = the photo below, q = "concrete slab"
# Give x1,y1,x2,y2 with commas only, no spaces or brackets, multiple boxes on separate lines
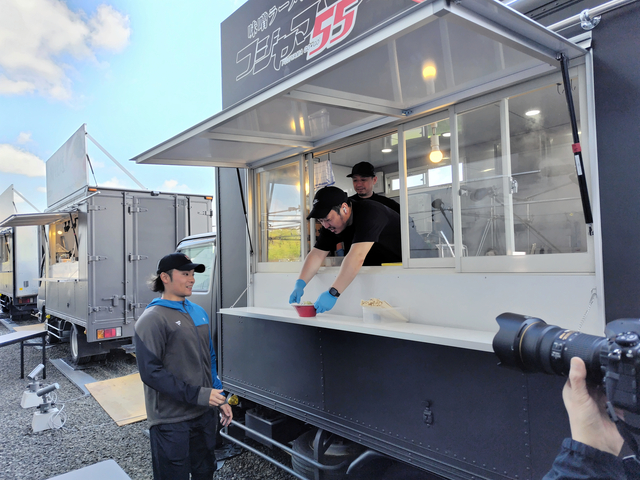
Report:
50,358,96,396
45,459,131,480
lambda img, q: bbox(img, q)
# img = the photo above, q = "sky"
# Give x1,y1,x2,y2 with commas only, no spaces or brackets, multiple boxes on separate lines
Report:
0,0,249,214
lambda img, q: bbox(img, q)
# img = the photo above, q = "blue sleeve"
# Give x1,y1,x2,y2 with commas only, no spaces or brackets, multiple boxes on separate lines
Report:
209,336,224,393
543,439,626,480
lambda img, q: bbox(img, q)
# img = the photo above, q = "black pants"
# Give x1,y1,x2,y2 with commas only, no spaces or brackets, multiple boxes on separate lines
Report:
149,409,219,480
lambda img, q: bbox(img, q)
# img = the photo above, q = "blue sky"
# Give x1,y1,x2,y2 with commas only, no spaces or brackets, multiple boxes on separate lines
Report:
0,0,248,213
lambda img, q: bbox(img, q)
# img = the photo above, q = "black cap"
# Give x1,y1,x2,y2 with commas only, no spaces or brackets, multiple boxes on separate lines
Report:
307,186,348,220
157,252,205,274
347,161,375,178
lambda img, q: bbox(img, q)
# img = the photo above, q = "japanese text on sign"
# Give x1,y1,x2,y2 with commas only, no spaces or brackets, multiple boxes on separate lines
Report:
236,0,361,82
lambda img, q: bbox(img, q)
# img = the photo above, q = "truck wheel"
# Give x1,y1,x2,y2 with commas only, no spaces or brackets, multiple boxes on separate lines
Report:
70,324,91,365
292,429,364,479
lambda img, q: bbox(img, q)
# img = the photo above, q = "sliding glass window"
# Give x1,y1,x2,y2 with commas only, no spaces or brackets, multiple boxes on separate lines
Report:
459,80,586,257
256,161,303,263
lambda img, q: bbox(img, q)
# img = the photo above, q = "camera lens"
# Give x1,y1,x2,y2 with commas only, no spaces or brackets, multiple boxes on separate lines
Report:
493,312,607,383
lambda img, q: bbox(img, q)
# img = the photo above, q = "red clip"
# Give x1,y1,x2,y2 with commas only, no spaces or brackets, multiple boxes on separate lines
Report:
572,143,581,153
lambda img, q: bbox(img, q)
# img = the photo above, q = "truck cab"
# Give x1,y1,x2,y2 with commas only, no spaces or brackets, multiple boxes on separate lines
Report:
176,232,217,319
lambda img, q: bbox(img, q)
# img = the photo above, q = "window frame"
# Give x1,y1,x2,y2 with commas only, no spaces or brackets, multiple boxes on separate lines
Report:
254,155,307,273
251,65,595,275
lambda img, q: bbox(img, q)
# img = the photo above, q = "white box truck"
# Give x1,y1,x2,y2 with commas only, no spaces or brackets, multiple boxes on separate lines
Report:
0,126,213,363
0,186,40,319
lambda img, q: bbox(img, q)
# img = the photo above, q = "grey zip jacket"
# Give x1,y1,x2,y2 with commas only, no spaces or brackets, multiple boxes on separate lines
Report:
134,298,223,427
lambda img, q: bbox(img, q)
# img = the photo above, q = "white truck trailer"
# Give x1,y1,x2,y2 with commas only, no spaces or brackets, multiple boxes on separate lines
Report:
135,0,640,478
0,126,213,363
0,186,40,319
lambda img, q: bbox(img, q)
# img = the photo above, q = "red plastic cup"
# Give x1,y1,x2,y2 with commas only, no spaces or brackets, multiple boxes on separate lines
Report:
292,304,316,317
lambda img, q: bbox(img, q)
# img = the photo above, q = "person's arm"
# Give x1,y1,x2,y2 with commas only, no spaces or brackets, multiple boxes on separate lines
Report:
299,247,329,284
563,357,624,455
331,242,373,293
208,336,227,407
290,248,329,304
219,403,233,427
135,321,209,407
314,242,373,313
542,357,625,479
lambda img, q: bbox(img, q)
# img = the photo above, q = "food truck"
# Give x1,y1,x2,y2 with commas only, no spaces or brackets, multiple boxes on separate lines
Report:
134,0,640,477
0,186,40,319
0,126,213,363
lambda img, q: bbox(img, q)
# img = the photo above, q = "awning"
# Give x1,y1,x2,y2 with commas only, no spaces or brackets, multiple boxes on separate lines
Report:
132,0,586,169
0,212,76,228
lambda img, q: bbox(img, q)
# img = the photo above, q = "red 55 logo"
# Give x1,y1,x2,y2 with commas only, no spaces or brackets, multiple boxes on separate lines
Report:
307,0,360,60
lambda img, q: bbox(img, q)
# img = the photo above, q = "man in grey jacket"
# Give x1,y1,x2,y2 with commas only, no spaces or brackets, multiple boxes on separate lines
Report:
135,252,232,480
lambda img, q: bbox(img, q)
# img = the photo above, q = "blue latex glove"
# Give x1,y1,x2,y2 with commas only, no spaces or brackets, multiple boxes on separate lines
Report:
289,279,306,304
314,290,338,313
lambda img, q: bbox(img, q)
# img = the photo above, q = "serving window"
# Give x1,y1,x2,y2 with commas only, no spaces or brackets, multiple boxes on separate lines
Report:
48,214,79,279
256,160,306,263
253,68,593,274
457,77,587,260
1,232,11,264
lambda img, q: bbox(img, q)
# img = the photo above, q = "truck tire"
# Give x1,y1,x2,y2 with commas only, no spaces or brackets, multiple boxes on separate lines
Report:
292,429,364,480
70,324,91,365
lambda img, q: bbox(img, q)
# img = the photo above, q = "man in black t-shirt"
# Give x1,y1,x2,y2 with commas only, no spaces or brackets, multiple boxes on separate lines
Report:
288,186,401,313
347,161,400,213
347,161,435,258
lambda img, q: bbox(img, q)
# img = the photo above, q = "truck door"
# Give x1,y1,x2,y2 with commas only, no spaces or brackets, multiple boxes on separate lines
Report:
89,193,129,326
188,197,212,235
131,194,183,320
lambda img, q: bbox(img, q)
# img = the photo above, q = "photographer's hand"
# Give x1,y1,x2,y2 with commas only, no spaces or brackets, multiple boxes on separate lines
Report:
563,357,624,456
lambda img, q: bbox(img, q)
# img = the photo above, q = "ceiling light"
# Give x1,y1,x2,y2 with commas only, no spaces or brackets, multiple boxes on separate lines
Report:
429,124,442,163
429,148,443,163
381,137,392,153
422,65,437,79
525,109,540,116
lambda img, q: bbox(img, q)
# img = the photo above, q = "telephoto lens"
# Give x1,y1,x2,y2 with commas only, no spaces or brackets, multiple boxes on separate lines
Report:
494,313,640,414
493,312,607,383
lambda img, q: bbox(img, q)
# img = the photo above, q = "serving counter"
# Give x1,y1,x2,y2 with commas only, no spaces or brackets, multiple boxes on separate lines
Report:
219,307,495,352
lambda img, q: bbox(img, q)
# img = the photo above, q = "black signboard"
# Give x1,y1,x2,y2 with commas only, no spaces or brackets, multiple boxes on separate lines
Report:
221,0,426,108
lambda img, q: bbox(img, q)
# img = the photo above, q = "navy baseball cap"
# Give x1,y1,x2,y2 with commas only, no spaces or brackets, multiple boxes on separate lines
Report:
307,186,348,220
157,252,205,274
347,162,375,178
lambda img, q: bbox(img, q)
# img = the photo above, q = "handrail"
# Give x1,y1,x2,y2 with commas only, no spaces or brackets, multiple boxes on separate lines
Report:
219,420,349,480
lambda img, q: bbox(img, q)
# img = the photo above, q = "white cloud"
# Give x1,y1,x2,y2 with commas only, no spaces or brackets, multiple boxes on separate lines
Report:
37,186,47,193
0,0,131,100
89,5,130,51
160,179,191,193
0,144,46,177
88,159,105,168
99,176,127,188
17,132,32,144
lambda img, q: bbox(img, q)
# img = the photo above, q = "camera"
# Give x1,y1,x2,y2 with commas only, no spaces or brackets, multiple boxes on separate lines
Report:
27,364,45,381
493,312,640,414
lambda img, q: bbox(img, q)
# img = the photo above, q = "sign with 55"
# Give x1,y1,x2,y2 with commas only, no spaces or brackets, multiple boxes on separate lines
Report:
221,0,423,108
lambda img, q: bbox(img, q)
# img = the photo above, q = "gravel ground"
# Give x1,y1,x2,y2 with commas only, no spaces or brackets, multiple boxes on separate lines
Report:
0,312,298,480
